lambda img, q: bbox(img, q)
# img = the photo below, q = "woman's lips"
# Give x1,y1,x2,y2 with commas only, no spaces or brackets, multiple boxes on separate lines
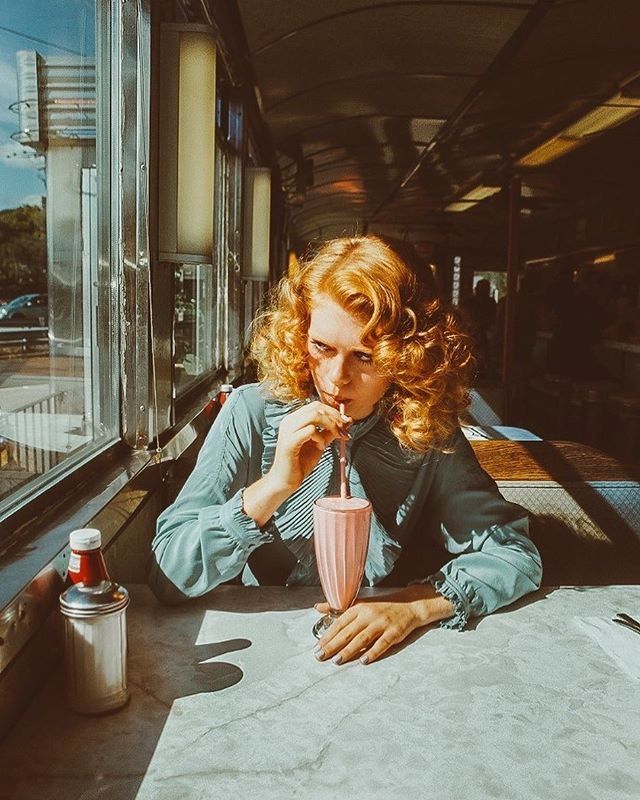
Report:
322,393,350,408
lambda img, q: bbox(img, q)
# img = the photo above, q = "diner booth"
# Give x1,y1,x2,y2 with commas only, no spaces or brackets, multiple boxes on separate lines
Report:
0,1,639,798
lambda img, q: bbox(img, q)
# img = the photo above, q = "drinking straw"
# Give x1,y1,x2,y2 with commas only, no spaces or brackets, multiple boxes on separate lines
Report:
339,402,348,499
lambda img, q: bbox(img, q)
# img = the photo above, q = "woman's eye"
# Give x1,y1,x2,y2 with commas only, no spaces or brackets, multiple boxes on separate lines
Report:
310,340,329,352
355,352,373,364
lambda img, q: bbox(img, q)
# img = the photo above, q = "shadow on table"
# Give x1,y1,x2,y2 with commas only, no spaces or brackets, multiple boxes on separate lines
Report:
0,606,250,800
529,513,640,585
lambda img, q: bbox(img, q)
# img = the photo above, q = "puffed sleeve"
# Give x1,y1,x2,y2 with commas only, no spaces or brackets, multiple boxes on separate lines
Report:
424,429,542,629
148,388,274,604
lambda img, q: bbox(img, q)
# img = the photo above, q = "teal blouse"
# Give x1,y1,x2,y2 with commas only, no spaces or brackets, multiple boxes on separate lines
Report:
149,383,542,629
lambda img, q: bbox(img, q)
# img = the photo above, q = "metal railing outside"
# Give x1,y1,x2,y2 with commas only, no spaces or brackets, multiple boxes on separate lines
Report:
0,327,49,356
1,390,67,474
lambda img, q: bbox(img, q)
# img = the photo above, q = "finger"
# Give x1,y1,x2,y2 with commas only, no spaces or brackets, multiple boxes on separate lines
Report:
317,426,341,447
297,403,352,438
317,615,363,658
308,400,353,425
314,602,330,613
359,629,402,665
290,423,328,452
332,627,380,664
317,607,357,649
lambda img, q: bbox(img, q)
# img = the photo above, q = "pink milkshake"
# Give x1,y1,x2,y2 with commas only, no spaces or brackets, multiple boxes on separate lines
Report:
312,495,372,639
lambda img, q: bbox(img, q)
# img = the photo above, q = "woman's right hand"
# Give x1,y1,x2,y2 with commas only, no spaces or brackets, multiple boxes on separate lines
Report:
269,401,351,494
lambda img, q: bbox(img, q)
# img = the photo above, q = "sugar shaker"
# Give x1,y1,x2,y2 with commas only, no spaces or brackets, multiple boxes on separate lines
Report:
60,530,130,714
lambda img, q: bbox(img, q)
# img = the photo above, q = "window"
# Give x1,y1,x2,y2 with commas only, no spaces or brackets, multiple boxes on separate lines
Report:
0,0,117,514
174,264,218,393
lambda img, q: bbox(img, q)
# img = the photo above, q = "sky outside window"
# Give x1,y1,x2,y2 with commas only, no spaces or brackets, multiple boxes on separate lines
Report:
0,0,95,210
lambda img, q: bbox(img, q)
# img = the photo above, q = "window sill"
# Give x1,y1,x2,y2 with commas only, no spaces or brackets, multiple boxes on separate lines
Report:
0,381,226,685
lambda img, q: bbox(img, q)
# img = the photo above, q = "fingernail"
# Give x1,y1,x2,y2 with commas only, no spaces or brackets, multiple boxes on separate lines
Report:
332,654,343,665
360,655,369,665
313,646,324,659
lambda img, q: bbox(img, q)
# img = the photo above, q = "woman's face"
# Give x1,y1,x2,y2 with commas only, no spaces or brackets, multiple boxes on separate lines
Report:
306,294,391,420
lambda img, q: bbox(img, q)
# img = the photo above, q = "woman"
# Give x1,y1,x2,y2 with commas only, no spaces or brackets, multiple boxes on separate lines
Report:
149,236,542,665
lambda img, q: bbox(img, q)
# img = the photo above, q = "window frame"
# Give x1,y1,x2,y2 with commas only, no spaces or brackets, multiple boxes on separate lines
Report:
0,0,125,523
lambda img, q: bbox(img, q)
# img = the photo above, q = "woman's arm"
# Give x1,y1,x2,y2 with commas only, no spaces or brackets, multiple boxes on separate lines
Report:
243,400,350,525
149,392,350,603
313,428,541,665
148,389,271,603
423,429,542,629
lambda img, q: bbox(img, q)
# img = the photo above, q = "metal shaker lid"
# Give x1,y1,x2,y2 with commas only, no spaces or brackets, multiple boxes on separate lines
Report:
60,580,129,618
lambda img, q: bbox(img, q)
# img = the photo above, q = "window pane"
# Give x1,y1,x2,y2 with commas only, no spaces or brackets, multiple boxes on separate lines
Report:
174,264,218,394
0,0,117,512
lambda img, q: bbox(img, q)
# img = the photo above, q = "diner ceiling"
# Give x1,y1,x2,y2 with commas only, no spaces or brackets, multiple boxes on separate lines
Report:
233,0,640,248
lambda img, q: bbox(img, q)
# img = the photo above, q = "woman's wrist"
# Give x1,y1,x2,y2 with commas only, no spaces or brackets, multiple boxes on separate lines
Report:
242,472,294,528
394,583,456,628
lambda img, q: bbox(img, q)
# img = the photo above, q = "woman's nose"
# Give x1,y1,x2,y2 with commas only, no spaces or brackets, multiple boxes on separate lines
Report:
327,356,349,388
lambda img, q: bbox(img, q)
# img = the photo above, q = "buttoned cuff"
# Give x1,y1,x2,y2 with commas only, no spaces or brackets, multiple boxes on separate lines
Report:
410,571,472,631
427,570,471,631
216,488,276,551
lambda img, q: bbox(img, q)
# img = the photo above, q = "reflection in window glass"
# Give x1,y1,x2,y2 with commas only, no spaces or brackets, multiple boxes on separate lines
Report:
243,279,268,351
221,97,244,377
174,264,218,393
0,0,116,512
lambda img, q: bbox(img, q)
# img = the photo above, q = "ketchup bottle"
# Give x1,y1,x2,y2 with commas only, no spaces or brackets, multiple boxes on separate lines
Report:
218,383,233,405
67,528,109,586
61,528,129,713
203,384,233,421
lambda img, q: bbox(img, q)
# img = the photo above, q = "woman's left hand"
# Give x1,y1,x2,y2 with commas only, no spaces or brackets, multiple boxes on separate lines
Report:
313,584,455,665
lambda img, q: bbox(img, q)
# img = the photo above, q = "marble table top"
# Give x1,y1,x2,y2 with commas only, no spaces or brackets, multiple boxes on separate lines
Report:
1,584,640,800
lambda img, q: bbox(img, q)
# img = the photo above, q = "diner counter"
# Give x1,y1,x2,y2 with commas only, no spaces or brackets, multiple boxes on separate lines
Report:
1,584,640,800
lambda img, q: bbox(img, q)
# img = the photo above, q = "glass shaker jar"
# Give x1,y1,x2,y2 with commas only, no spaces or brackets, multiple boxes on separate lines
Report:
60,529,130,714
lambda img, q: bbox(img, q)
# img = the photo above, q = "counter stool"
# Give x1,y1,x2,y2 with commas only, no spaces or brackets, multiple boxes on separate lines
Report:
608,391,640,464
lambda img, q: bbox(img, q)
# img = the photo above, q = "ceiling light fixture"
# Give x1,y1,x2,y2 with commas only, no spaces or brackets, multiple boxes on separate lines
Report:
243,167,272,280
517,90,640,168
593,253,616,265
158,24,217,262
444,184,501,212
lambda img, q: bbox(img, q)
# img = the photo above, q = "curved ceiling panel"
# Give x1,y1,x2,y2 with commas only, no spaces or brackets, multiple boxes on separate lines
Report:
234,0,640,247
276,116,445,161
265,74,476,143
237,0,538,54
250,4,528,110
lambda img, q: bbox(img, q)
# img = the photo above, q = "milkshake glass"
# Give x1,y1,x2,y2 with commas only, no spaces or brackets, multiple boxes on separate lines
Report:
312,496,372,638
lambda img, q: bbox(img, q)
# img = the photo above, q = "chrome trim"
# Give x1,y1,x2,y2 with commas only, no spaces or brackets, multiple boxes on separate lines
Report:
226,113,245,374
0,448,150,677
151,264,175,436
120,0,153,448
0,609,61,740
97,0,119,443
0,383,221,684
159,252,213,264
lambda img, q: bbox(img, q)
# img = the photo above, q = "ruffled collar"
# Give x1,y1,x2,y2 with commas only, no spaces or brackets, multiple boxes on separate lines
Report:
257,385,403,584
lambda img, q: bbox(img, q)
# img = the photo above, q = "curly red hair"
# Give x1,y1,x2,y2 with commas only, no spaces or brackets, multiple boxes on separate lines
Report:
250,236,474,451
